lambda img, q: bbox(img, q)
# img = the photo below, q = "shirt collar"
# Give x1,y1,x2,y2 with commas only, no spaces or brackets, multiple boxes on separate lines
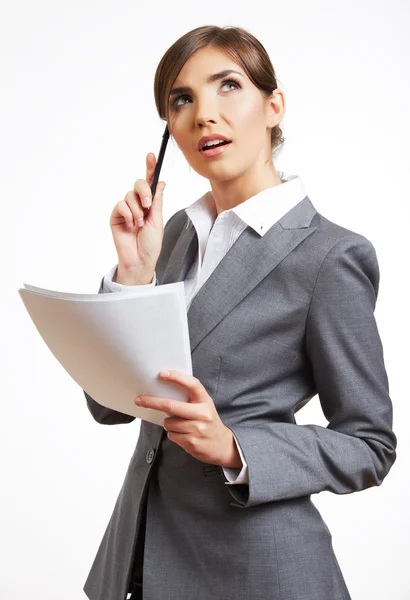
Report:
184,171,308,237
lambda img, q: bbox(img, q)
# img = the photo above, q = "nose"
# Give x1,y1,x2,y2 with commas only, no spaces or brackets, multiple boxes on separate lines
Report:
195,113,217,128
194,97,218,129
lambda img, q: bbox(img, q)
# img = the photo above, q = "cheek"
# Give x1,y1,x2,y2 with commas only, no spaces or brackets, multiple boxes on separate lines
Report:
225,99,266,151
171,122,192,152
234,102,265,135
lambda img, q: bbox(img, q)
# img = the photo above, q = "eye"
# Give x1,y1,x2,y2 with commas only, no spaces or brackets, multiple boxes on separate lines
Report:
170,78,241,110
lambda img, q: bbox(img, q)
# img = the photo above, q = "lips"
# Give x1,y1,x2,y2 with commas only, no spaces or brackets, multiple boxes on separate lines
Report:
198,134,232,151
201,140,231,151
199,140,232,158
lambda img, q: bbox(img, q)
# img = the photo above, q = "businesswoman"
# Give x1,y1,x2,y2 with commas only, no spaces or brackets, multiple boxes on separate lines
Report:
83,25,397,600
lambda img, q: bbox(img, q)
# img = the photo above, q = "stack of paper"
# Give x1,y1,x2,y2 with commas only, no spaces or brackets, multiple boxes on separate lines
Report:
18,281,192,427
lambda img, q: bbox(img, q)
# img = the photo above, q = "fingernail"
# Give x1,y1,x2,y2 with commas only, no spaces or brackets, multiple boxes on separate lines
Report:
134,397,141,405
137,218,144,227
142,196,151,207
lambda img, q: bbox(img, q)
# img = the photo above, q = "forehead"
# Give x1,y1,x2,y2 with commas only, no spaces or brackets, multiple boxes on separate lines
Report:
173,47,244,85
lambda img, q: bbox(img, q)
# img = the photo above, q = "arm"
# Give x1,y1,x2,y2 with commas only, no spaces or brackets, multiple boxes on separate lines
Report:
84,210,186,425
84,271,156,425
102,267,157,292
222,434,249,484
223,235,397,508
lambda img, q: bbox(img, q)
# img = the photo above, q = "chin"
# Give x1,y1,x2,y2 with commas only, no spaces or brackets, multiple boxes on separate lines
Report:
191,161,239,181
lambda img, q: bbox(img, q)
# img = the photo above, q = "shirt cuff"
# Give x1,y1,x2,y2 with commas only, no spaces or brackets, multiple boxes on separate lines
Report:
222,433,249,485
102,265,156,293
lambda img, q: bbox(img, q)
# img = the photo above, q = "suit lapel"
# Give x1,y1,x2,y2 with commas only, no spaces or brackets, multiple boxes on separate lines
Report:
161,223,198,285
161,196,317,354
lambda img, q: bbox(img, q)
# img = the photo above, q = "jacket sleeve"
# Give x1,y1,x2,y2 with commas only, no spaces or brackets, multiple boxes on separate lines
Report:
222,434,249,484
224,234,397,508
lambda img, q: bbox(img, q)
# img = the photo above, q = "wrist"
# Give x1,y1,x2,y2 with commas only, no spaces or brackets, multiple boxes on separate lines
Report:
220,427,243,469
116,264,154,285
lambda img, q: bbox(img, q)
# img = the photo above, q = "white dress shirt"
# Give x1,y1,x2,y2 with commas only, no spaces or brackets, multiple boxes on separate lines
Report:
102,170,309,486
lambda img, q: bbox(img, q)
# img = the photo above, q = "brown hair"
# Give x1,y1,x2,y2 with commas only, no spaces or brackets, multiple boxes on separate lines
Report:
153,25,285,157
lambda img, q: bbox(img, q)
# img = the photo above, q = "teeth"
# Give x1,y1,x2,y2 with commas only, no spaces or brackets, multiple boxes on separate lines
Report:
202,139,227,149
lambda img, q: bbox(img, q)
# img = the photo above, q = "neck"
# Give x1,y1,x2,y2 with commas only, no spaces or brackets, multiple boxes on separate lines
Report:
209,161,283,216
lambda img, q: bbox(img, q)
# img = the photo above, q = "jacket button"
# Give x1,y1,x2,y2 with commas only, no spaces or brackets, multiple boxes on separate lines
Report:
146,448,155,464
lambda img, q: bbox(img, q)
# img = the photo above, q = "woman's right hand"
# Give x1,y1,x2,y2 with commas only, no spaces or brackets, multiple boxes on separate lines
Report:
109,152,166,280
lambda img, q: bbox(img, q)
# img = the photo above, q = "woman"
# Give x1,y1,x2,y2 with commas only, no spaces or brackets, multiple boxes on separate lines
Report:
83,25,397,600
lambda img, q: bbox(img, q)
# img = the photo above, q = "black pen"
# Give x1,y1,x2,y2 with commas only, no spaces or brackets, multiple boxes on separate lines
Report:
150,124,170,199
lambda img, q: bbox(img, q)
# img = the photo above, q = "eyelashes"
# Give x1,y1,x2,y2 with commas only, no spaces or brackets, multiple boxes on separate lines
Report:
170,78,242,111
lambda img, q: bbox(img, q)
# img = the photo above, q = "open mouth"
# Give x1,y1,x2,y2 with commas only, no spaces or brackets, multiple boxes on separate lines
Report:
200,141,232,156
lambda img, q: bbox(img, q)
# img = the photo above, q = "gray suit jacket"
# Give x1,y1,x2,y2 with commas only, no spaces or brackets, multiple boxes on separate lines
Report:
83,195,397,600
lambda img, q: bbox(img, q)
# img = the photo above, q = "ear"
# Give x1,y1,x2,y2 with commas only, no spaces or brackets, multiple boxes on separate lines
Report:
266,89,286,128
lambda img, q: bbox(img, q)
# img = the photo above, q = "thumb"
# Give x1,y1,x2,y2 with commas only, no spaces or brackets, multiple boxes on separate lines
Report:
150,181,166,221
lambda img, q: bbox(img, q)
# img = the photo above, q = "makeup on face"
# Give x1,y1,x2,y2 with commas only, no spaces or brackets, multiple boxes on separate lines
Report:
199,139,233,157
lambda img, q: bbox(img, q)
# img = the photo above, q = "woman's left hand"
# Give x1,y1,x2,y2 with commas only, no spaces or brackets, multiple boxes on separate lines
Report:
133,369,241,468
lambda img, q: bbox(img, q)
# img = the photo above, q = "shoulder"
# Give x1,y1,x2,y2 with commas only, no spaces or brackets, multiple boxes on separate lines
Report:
306,210,380,300
308,209,378,267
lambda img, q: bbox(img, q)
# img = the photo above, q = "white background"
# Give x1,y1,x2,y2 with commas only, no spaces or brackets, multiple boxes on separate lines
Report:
2,1,409,598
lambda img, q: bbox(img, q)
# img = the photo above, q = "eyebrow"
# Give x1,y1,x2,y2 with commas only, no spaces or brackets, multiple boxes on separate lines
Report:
169,69,244,97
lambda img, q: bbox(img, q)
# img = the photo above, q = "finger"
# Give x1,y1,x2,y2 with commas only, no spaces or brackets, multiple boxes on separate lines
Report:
124,190,145,228
150,180,166,220
163,417,208,434
159,370,205,404
145,152,156,187
134,395,203,420
115,200,135,229
133,178,152,210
